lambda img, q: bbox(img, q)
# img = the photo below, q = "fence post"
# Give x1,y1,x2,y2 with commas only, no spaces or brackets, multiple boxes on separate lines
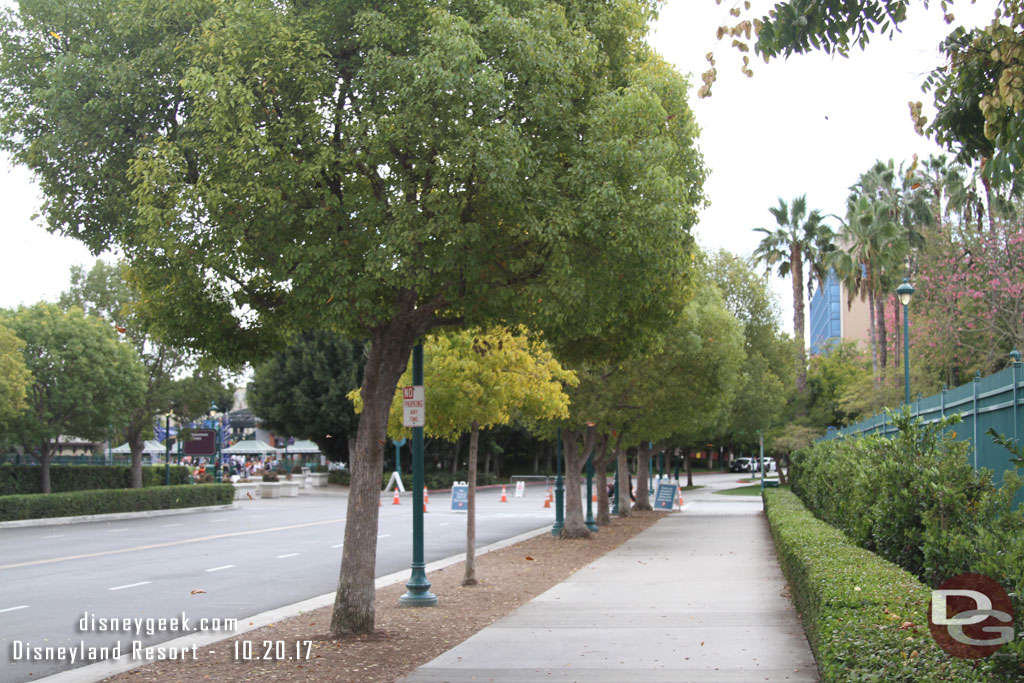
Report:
941,384,947,419
1012,350,1022,447
972,371,981,469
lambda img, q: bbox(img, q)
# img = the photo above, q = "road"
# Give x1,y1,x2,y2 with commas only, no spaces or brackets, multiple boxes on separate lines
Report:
0,483,556,682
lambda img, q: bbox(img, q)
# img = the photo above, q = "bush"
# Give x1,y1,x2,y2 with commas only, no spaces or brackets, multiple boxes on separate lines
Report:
0,463,191,495
763,487,995,681
0,484,233,522
329,470,350,485
262,471,279,482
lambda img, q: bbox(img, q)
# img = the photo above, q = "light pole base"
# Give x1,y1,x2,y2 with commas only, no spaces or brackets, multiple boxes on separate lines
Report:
399,566,437,607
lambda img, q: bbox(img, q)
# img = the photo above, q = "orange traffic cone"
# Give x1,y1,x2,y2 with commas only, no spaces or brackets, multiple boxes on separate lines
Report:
543,489,551,508
592,492,597,502
423,501,428,513
424,490,430,504
677,489,684,507
500,485,508,502
393,490,401,505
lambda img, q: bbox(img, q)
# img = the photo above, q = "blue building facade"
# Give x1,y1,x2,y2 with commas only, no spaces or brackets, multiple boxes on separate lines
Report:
808,269,842,356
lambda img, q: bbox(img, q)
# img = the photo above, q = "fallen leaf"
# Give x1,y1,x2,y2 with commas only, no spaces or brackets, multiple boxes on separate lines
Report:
524,556,535,561
190,589,206,595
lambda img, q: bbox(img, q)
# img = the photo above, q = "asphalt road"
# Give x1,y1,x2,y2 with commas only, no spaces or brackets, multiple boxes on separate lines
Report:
0,483,557,682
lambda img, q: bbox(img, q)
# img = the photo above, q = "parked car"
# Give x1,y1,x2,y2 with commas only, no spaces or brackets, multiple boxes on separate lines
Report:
729,457,754,473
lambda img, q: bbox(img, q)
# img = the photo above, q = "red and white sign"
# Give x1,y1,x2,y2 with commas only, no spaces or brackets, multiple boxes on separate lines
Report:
402,385,425,427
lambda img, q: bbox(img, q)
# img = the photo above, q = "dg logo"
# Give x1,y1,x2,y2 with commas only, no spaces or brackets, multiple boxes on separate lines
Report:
928,573,1015,659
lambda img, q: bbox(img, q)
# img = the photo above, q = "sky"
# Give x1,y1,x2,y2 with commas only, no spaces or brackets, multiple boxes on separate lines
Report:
0,0,1001,328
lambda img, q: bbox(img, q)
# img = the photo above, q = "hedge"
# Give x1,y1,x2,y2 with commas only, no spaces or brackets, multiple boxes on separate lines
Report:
0,464,191,495
0,484,233,522
763,487,996,682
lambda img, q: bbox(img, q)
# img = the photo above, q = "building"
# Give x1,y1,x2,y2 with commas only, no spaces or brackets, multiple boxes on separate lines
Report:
808,269,871,355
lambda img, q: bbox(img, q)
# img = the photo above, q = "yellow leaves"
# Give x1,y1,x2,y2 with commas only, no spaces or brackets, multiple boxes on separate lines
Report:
48,31,62,40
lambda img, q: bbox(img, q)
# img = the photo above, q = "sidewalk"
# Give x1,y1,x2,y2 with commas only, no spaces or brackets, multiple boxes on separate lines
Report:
403,483,818,682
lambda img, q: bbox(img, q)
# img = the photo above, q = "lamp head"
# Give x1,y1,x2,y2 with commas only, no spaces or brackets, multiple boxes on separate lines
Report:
209,401,218,418
896,278,914,307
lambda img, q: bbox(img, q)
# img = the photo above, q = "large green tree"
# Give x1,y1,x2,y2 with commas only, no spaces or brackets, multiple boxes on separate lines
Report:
0,0,705,634
1,303,146,492
60,260,234,487
752,195,832,401
248,332,366,463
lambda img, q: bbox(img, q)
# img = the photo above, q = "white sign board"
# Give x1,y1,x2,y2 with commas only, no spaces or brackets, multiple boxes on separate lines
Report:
402,385,425,427
514,481,525,498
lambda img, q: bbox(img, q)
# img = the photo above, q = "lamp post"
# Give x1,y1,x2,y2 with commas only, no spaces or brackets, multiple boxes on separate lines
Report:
164,411,173,486
551,428,564,537
209,402,222,483
585,451,598,532
896,278,915,406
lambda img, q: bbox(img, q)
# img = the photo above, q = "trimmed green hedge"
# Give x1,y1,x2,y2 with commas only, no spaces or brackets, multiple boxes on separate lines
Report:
763,487,995,681
0,464,190,495
0,484,233,522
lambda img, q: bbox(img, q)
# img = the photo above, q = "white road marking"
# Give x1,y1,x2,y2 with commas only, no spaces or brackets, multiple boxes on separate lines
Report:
277,553,299,559
109,581,150,591
162,523,183,528
330,544,343,548
210,518,227,522
440,523,451,526
107,528,128,533
0,605,29,613
205,565,234,572
377,534,391,539
41,534,65,539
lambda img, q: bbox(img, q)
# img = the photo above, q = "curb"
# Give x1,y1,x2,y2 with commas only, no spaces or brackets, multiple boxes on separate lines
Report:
35,524,552,683
0,503,238,529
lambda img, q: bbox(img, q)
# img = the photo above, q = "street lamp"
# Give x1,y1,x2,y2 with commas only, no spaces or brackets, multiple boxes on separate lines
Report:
896,278,915,406
164,410,174,486
209,402,222,483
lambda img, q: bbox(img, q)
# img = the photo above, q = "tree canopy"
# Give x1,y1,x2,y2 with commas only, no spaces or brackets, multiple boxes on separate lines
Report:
0,303,146,492
248,332,365,462
0,321,32,427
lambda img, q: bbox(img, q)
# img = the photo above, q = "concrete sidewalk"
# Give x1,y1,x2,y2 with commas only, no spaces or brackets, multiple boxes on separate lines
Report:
403,485,818,682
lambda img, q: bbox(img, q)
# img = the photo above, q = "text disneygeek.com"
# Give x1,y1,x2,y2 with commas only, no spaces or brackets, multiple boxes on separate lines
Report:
10,611,238,664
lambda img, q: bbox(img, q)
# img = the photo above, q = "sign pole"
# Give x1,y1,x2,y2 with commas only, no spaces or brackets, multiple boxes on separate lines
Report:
400,343,437,607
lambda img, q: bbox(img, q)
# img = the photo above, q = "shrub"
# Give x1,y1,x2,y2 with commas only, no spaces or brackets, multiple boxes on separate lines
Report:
0,484,233,522
763,488,995,681
0,463,191,495
328,470,350,485
261,471,279,482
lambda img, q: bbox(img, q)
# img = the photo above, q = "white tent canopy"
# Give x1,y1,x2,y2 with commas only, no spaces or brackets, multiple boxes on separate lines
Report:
283,440,322,454
222,440,281,456
110,440,167,455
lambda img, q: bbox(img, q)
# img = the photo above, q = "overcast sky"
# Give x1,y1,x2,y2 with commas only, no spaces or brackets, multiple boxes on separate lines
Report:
0,1,999,328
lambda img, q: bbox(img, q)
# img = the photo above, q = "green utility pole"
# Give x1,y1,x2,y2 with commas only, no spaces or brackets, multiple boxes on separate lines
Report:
164,412,172,486
400,343,437,607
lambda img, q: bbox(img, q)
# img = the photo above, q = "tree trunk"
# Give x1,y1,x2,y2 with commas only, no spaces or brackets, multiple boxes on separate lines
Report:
876,295,888,370
532,450,539,474
616,449,631,517
867,286,879,384
791,244,808,398
894,297,901,371
483,450,491,476
128,425,145,489
330,314,422,637
463,421,479,586
685,449,693,488
34,442,53,494
633,447,652,511
778,453,790,485
560,427,594,539
593,433,612,527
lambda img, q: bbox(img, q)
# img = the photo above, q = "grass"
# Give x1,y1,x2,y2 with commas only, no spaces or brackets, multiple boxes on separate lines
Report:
713,484,766,496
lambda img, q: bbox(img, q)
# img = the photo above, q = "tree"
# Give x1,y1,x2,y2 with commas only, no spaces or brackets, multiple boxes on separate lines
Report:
249,332,365,463
60,260,233,487
708,250,792,451
753,195,832,402
359,327,574,584
0,321,32,426
0,304,146,492
0,0,705,635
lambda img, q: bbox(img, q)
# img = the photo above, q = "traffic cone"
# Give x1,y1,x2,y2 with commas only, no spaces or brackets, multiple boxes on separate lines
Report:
592,492,597,502
500,485,508,502
423,501,428,513
677,489,684,507
424,490,430,504
543,489,551,508
393,490,401,505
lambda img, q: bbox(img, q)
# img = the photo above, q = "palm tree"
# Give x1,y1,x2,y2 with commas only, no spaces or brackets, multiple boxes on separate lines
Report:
753,196,833,401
